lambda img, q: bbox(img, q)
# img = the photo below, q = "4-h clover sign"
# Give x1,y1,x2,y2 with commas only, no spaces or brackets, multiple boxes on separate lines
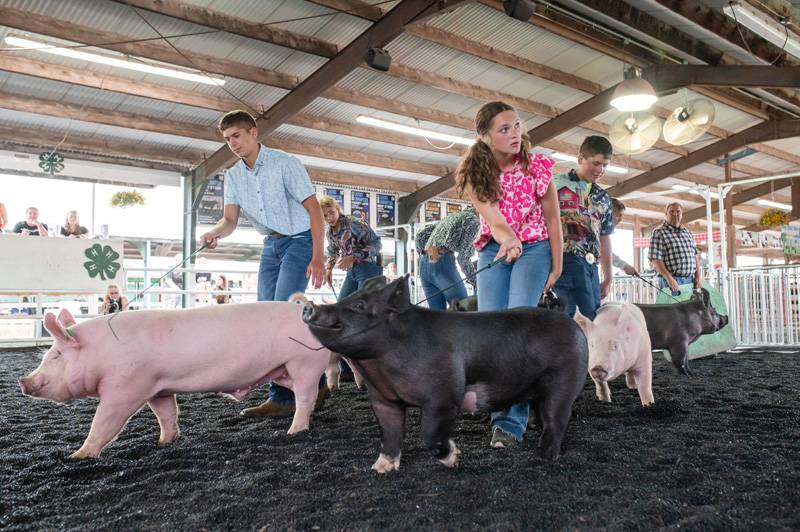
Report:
84,244,121,281
39,151,65,175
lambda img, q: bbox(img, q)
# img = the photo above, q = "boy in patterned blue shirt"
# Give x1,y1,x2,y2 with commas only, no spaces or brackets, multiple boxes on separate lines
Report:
552,136,615,320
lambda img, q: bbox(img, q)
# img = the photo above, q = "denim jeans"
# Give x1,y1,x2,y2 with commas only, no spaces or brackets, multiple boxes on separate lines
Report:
258,231,317,405
554,253,601,320
338,260,384,300
258,230,312,302
658,275,694,295
419,253,468,310
477,239,552,442
336,260,383,374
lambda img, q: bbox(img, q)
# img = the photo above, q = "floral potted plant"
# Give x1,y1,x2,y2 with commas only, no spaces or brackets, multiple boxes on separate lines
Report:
758,208,790,229
110,190,145,208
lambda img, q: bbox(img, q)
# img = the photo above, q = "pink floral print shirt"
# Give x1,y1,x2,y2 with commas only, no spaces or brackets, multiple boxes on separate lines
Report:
474,153,554,251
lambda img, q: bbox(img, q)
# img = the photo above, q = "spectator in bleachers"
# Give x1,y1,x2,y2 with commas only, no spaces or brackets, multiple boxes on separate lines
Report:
13,207,48,237
61,210,89,238
0,201,8,233
215,274,231,304
101,284,129,314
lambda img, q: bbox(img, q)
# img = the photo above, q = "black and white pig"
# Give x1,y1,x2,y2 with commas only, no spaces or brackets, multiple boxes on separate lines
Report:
636,288,729,376
301,275,589,473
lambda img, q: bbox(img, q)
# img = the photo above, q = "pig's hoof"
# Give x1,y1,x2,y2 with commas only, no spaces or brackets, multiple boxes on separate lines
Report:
287,425,310,436
159,431,181,445
69,449,98,460
371,453,400,474
439,440,461,468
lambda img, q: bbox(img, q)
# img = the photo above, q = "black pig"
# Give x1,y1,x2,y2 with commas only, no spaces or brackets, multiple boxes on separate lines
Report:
301,275,588,473
636,288,729,376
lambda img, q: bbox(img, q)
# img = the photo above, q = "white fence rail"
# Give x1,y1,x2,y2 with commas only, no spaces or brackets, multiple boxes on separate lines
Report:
726,265,800,346
4,266,799,348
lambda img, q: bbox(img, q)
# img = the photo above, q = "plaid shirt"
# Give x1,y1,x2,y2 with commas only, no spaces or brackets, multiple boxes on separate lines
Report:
325,215,382,271
648,222,697,277
416,207,480,284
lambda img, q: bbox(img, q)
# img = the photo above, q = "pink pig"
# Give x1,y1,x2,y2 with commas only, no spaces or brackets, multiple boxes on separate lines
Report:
574,302,654,406
18,304,334,459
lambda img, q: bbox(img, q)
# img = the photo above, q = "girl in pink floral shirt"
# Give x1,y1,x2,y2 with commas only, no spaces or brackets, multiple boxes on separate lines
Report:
455,101,563,448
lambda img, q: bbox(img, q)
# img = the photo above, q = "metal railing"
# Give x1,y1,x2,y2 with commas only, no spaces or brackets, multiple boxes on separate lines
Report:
607,274,662,305
5,265,799,348
726,264,800,346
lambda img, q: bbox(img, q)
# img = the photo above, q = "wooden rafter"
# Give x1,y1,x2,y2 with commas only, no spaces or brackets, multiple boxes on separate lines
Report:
193,0,470,180
0,4,792,175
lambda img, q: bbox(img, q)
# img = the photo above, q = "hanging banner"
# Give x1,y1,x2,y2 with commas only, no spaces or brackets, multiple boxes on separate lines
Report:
324,187,345,211
736,229,757,248
197,176,251,228
425,201,441,222
446,202,463,216
376,193,396,237
781,225,800,255
197,176,224,226
351,190,370,223
0,235,126,291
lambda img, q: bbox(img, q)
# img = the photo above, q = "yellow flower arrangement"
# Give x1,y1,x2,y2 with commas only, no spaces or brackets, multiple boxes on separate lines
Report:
110,190,146,208
759,208,790,229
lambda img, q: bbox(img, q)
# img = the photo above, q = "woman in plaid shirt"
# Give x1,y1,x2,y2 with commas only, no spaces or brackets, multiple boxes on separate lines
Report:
320,196,382,300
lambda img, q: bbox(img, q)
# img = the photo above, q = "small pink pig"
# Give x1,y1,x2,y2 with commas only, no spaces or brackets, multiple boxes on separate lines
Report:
18,304,335,459
574,302,654,406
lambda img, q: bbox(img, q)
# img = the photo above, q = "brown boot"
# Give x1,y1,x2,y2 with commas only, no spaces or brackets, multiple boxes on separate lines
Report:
314,386,330,412
239,400,294,417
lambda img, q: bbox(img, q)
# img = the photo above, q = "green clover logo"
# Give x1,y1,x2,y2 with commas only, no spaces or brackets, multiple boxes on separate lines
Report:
39,151,65,174
84,244,121,281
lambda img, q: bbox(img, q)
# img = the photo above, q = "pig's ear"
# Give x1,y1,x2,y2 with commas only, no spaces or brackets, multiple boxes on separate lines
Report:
44,313,77,344
384,274,412,312
692,288,710,307
573,309,593,334
57,308,77,328
362,275,388,293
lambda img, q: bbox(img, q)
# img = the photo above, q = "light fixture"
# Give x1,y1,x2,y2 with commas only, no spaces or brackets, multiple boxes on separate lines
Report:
723,2,800,59
503,0,536,21
672,183,720,199
550,152,628,174
356,116,474,146
757,198,793,210
5,36,225,86
610,67,658,112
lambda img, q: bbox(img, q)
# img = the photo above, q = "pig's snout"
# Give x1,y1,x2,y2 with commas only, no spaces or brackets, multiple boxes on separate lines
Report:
590,366,608,381
301,301,316,322
720,314,729,328
18,376,33,396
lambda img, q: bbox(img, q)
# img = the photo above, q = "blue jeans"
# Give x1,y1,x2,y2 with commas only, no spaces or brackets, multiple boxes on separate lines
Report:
419,253,468,310
258,230,312,302
258,231,317,405
658,275,694,295
477,240,552,442
336,260,382,374
338,261,383,300
554,253,601,320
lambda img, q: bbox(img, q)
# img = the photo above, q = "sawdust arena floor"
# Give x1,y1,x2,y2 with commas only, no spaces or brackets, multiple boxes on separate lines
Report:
1,346,798,530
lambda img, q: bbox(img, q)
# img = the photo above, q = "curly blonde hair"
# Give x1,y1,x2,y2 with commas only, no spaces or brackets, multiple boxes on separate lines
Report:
319,196,343,212
455,101,531,203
